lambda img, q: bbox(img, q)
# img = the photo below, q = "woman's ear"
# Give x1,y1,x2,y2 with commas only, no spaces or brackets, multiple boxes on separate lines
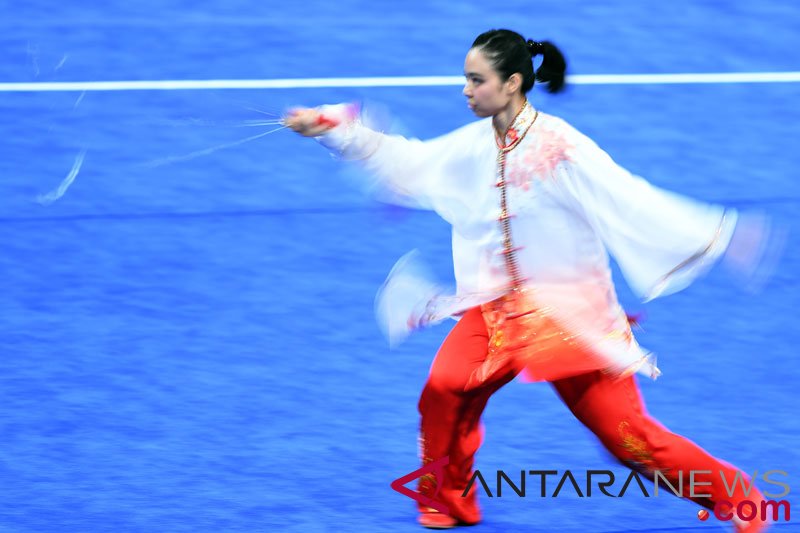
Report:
505,73,523,95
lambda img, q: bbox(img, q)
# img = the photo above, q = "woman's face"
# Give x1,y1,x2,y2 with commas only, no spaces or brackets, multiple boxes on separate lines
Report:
463,48,517,117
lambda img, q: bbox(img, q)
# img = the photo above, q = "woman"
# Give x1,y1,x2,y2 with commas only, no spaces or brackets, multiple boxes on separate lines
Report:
286,29,772,531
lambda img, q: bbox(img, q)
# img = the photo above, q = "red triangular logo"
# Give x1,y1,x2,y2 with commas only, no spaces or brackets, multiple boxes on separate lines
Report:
390,456,450,515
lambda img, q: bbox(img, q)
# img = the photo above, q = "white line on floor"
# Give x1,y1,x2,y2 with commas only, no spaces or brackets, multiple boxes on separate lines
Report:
2,72,800,92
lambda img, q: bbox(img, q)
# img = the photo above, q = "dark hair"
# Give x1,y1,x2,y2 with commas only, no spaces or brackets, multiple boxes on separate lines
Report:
471,29,567,94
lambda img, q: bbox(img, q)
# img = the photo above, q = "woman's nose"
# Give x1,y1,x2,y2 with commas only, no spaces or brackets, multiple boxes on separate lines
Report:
462,83,471,97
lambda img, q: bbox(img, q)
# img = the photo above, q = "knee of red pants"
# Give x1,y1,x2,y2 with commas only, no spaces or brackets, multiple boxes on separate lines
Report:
429,365,475,396
418,373,470,415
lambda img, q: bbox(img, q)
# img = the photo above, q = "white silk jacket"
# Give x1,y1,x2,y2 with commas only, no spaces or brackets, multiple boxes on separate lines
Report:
317,102,736,377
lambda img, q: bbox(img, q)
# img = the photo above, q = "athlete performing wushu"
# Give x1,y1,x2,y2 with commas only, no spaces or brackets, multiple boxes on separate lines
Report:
285,29,778,532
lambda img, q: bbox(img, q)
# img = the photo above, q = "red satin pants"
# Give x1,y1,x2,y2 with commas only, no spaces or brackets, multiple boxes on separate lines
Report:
417,306,761,525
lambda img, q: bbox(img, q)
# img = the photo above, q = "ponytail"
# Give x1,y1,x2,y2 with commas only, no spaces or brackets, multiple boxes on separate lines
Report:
473,29,568,94
527,40,567,93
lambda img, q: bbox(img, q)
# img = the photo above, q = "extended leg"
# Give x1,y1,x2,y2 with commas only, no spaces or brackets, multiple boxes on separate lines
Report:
551,371,770,531
417,307,516,526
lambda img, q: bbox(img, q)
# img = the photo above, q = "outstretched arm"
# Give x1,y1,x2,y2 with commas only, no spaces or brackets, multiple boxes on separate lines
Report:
286,104,488,222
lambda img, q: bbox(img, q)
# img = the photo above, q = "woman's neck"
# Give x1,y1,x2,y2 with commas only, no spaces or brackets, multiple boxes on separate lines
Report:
493,95,528,136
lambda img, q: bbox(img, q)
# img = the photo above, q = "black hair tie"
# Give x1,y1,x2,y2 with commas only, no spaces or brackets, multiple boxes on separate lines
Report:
527,39,544,57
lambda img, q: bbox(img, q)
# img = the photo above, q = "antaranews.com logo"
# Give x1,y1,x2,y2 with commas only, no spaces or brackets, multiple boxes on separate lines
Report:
391,457,791,525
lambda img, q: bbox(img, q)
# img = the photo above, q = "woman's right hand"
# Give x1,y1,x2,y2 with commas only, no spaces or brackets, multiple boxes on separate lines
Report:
284,108,338,137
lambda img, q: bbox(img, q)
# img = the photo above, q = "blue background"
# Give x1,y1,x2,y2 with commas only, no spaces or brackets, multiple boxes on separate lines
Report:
0,1,798,531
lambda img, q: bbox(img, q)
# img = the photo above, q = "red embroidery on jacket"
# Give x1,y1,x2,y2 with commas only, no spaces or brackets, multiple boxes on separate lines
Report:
506,129,574,190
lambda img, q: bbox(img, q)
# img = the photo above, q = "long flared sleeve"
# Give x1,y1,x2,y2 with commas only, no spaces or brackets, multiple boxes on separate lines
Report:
556,130,737,301
314,104,490,223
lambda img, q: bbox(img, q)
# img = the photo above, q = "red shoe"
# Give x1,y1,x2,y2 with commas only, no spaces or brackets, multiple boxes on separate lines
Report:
418,511,458,529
